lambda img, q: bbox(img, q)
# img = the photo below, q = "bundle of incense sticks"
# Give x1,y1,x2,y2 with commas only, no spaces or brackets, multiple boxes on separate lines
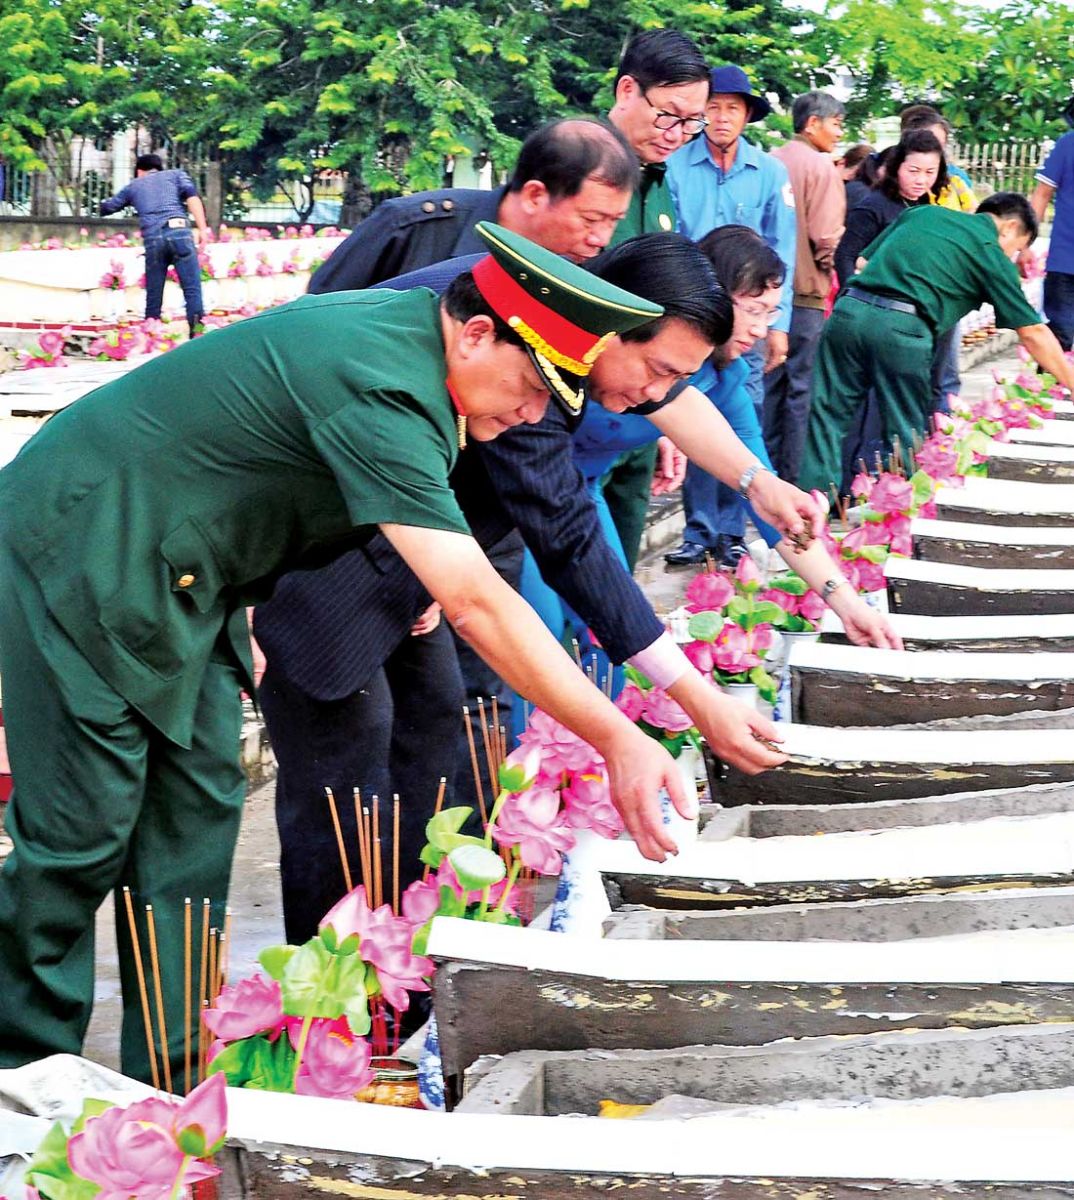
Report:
122,888,228,1094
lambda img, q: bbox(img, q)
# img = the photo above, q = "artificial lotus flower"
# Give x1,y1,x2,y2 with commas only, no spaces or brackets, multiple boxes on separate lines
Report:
292,1016,374,1100
684,569,734,613
849,472,874,500
518,709,600,776
320,887,433,1010
640,686,694,733
562,770,623,840
67,1073,225,1199
492,784,575,875
614,680,647,721
712,622,760,674
868,473,914,515
733,553,762,589
797,588,827,624
683,639,715,675
203,973,284,1043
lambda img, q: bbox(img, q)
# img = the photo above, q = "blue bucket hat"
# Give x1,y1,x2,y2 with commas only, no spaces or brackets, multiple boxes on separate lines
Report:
708,65,772,123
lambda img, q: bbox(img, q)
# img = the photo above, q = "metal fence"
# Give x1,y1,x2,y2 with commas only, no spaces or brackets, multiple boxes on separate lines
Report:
953,141,1048,197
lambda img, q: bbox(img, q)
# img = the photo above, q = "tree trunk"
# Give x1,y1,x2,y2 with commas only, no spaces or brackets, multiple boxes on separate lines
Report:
339,171,372,228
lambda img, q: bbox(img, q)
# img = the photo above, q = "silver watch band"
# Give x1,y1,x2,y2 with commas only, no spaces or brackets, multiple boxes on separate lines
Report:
821,576,849,600
738,462,766,499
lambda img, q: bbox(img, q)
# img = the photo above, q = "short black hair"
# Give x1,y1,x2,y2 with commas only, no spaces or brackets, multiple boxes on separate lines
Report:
508,119,637,201
586,233,733,348
978,192,1039,242
615,29,709,91
696,225,785,297
136,153,164,172
441,272,525,347
900,104,952,137
878,129,948,202
790,91,844,133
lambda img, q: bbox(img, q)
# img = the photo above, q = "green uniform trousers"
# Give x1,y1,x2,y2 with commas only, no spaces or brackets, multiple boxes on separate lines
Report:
0,548,245,1086
798,295,935,494
601,442,659,573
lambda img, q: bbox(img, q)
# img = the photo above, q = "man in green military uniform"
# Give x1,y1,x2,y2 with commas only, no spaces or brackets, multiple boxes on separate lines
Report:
0,223,688,1084
800,192,1074,492
602,28,710,568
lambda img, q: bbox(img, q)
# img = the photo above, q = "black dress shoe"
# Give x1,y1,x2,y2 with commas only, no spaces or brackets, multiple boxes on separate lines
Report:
664,540,711,567
718,535,749,569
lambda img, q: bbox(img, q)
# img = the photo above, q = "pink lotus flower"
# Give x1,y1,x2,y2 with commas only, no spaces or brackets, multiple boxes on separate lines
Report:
684,570,734,613
292,1016,373,1099
762,587,798,616
1014,371,1043,394
203,973,283,1043
641,686,694,732
841,522,888,553
492,785,575,874
855,559,887,592
615,681,647,722
886,514,913,557
798,589,826,623
320,887,432,1010
868,473,913,515
916,434,960,483
400,878,441,926
562,770,623,839
733,554,761,589
517,709,601,776
713,622,760,674
38,329,68,357
68,1073,225,1199
684,639,715,674
751,624,775,655
849,472,874,500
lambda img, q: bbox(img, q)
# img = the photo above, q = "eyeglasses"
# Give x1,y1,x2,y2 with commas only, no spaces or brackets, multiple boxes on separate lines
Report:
734,298,780,324
641,90,707,136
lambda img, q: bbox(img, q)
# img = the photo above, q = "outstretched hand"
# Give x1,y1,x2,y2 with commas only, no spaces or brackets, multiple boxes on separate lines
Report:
602,727,694,862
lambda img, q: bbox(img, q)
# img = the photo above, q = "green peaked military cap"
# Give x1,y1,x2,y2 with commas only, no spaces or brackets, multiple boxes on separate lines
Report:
470,220,664,415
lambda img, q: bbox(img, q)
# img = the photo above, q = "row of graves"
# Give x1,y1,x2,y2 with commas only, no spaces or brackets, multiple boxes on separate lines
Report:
4,357,1074,1196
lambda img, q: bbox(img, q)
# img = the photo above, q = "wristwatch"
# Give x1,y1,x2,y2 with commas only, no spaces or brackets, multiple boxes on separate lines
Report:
738,462,767,499
821,576,849,600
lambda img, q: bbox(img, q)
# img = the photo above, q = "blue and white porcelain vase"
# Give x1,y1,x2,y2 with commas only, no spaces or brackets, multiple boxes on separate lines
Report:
417,1013,445,1111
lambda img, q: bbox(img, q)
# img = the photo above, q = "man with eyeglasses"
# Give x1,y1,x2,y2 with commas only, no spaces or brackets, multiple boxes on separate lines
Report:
663,64,797,570
600,29,712,574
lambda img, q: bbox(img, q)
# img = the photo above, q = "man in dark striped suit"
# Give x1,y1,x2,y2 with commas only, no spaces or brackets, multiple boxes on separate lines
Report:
256,236,800,945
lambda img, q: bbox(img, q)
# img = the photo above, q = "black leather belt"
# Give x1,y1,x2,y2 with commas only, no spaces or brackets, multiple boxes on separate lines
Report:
845,286,919,318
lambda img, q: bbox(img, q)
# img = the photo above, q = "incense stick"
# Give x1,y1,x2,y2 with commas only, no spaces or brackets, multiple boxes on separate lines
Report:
392,794,401,914
423,777,448,882
197,898,210,1082
183,897,192,1095
372,795,382,909
462,706,488,825
476,697,498,797
354,788,371,897
122,887,160,1091
144,904,172,1094
325,787,353,892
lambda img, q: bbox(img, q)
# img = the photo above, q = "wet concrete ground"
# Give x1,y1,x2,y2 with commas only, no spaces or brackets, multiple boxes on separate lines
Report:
44,345,1032,1071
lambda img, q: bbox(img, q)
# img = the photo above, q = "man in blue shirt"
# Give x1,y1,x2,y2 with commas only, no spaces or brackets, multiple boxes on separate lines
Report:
1031,112,1074,352
101,154,210,338
663,65,796,568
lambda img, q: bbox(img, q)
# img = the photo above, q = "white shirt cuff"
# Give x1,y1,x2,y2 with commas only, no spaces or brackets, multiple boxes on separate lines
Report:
627,632,692,691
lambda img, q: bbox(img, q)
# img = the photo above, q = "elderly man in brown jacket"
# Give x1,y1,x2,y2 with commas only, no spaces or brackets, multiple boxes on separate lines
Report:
763,90,846,486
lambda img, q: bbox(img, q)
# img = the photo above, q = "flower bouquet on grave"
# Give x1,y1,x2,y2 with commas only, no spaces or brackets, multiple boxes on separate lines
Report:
19,327,72,370
98,260,126,290
203,880,441,1099
761,571,826,635
22,1072,226,1200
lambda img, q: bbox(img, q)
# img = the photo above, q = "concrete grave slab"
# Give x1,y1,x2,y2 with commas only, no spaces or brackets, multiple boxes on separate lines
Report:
935,477,1074,526
428,918,1074,1096
457,1024,1074,1116
885,556,1074,616
787,642,1074,725
911,516,1074,568
821,609,1074,653
1009,421,1074,447
720,724,1074,806
986,440,1074,484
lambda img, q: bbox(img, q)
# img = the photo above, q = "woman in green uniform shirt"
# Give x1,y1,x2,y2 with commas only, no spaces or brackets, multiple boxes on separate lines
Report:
0,223,733,1083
